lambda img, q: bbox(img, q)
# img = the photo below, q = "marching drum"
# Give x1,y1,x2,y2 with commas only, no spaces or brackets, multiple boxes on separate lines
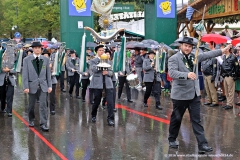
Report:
126,73,138,88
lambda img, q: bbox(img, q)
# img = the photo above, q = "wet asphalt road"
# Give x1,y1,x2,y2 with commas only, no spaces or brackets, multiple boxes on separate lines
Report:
0,76,240,160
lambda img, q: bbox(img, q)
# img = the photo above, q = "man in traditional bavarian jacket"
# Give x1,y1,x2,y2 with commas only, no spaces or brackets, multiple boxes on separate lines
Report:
202,57,218,107
22,42,52,132
142,51,162,110
58,47,67,92
168,36,231,154
89,45,115,126
66,50,81,99
221,47,239,110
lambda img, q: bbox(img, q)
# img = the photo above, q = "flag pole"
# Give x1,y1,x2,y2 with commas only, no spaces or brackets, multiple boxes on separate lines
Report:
193,4,206,73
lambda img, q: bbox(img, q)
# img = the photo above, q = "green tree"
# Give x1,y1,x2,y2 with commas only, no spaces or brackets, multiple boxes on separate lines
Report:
0,0,60,40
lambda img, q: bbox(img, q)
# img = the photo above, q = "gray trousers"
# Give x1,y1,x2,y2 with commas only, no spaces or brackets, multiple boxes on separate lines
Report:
135,67,143,84
28,88,48,125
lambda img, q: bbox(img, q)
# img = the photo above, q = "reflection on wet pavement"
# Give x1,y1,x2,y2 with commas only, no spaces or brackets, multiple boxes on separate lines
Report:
0,81,240,160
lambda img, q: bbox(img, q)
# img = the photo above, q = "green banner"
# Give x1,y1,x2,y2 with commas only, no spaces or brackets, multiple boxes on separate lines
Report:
112,4,134,13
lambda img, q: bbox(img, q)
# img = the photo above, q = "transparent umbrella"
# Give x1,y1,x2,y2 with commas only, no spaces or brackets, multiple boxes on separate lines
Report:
141,39,159,46
86,42,97,48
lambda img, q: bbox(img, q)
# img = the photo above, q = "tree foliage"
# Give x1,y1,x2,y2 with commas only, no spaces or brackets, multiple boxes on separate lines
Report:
0,0,60,39
0,0,150,39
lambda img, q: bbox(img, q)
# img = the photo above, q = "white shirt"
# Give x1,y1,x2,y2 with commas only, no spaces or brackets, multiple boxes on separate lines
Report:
33,54,40,59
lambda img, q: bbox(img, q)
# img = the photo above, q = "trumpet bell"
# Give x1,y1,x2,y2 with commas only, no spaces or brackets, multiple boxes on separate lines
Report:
96,62,111,71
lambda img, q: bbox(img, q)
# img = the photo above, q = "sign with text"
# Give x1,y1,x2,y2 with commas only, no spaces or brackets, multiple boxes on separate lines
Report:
69,0,91,16
112,4,134,13
110,11,144,20
157,0,176,18
14,32,21,38
78,21,83,28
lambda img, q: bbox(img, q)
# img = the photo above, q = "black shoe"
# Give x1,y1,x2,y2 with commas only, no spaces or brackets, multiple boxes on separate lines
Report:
50,111,55,115
69,94,73,98
210,103,219,107
7,113,12,117
0,109,6,113
113,109,117,112
92,117,96,123
61,89,66,92
198,144,213,154
222,105,227,109
225,105,233,110
143,103,148,107
76,96,81,99
204,102,211,105
40,125,49,132
29,121,34,127
107,119,115,126
219,96,226,101
156,105,163,110
91,101,94,104
82,99,86,102
128,99,133,103
169,141,179,149
236,102,240,106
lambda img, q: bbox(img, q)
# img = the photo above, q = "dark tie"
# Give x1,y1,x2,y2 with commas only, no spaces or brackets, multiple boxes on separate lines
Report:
36,57,40,73
72,59,76,65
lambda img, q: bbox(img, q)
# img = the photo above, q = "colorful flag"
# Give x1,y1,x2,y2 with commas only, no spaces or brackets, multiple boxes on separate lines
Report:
118,36,126,71
186,6,195,21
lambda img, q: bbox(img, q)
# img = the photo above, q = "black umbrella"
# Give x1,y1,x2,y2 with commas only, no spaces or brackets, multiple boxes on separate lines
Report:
169,42,180,47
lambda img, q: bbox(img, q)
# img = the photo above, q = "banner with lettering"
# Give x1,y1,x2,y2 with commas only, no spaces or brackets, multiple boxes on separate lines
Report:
157,0,176,18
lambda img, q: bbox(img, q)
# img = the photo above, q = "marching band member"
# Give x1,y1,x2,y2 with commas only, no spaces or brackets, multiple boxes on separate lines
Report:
79,54,90,102
0,54,16,117
22,42,52,132
50,45,66,92
89,45,115,126
134,48,143,90
66,50,81,99
117,52,133,103
167,37,231,153
58,47,67,92
102,50,117,111
42,49,57,115
142,51,162,110
65,48,70,85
